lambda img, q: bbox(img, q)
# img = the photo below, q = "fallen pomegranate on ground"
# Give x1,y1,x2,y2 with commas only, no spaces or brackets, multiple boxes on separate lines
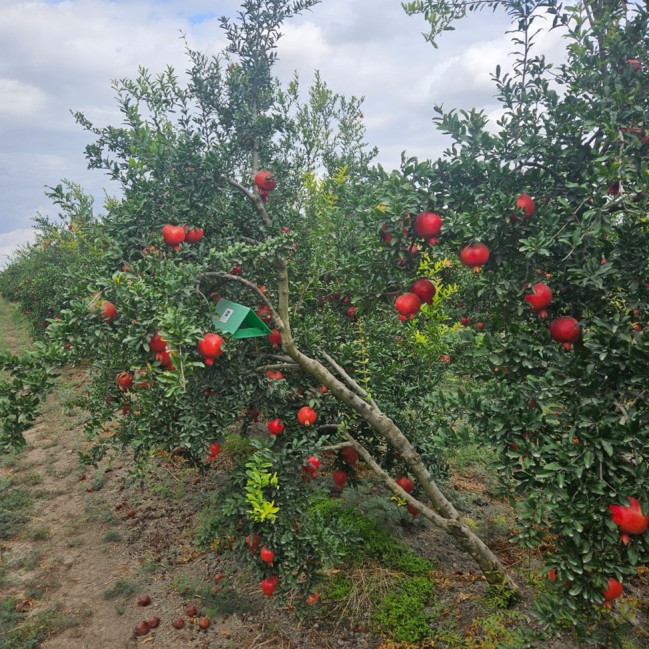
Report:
134,621,150,636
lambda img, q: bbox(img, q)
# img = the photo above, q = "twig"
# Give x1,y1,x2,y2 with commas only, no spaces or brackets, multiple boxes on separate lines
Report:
162,463,181,483
614,399,630,424
255,363,299,372
222,174,272,228
321,352,377,408
195,271,283,328
342,432,451,529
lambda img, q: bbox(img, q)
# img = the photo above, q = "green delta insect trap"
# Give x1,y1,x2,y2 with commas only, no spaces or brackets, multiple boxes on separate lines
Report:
212,299,272,339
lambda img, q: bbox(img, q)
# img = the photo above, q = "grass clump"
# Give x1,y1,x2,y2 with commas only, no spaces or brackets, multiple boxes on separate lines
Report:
0,597,79,649
170,574,252,616
102,529,122,543
103,579,137,600
373,576,435,644
0,477,31,540
311,497,435,575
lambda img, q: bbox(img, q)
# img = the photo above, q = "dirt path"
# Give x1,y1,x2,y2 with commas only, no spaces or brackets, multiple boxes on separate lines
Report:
0,300,376,649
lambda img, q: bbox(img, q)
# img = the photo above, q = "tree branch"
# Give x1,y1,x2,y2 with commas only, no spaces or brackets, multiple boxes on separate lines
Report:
195,271,283,327
222,174,272,227
321,351,377,407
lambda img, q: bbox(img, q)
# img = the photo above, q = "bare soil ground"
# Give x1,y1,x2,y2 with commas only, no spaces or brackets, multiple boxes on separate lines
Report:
1,301,648,649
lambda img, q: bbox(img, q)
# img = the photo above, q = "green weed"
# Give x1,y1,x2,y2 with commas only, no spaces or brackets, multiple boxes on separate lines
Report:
0,477,31,539
102,529,122,543
373,576,435,644
28,526,49,541
312,496,436,575
0,597,80,649
103,579,137,600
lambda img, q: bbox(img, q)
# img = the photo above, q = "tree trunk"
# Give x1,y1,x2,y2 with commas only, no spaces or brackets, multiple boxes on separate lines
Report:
273,261,520,597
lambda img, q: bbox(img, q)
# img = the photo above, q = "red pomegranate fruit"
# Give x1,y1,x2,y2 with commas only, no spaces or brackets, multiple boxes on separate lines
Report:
549,316,582,350
411,278,436,305
460,243,490,271
515,193,535,217
149,331,167,353
185,227,204,244
100,300,117,322
134,621,150,636
396,476,414,494
297,407,317,426
414,211,442,238
254,170,276,192
198,333,224,365
161,224,186,251
603,577,623,601
260,546,274,566
395,292,422,318
332,470,348,488
407,504,419,519
341,447,359,465
116,371,134,391
268,328,282,348
261,576,278,596
267,418,285,436
608,497,649,544
524,282,552,319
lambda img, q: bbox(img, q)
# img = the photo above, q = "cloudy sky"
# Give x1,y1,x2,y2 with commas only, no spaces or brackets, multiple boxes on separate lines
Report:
0,0,565,264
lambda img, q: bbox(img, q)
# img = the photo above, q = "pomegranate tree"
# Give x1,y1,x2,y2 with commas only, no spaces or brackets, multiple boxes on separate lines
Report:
10,0,649,637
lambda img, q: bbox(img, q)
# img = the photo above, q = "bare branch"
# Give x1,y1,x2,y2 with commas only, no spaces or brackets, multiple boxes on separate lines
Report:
255,363,300,372
321,351,378,408
195,271,284,328
342,433,449,528
255,353,294,363
222,174,272,227
614,399,631,424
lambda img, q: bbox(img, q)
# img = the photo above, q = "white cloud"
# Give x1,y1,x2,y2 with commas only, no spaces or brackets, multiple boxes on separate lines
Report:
0,78,46,118
0,227,37,268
